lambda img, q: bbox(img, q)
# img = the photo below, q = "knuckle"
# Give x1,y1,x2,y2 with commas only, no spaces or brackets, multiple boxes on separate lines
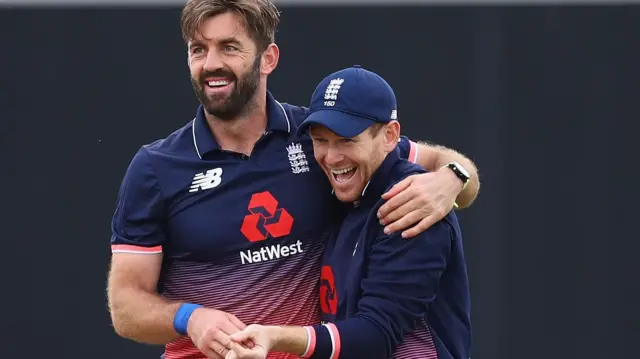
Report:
398,217,411,227
205,327,218,338
418,194,432,203
197,338,208,349
418,220,431,230
408,211,422,221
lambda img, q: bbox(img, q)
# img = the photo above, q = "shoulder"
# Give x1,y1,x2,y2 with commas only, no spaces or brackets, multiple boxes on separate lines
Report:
120,118,196,186
278,102,310,127
384,159,428,192
142,119,195,157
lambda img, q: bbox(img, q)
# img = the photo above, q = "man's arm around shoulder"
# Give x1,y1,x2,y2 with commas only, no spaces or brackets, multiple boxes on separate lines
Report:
413,141,480,208
379,139,480,238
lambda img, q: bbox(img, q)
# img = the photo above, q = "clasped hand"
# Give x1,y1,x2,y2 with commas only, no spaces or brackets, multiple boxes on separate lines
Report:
224,324,271,359
187,308,251,359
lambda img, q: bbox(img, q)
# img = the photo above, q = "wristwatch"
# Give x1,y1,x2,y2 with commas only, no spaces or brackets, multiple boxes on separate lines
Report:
443,162,471,190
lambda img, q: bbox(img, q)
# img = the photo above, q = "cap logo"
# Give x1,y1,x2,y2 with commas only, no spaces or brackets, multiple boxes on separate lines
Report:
390,110,397,120
324,78,344,107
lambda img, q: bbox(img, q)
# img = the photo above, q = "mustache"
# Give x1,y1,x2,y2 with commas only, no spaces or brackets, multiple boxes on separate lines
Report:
199,70,236,83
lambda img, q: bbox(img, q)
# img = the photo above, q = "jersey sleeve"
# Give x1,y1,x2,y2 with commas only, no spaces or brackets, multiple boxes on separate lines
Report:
110,147,166,254
397,136,419,164
309,219,453,359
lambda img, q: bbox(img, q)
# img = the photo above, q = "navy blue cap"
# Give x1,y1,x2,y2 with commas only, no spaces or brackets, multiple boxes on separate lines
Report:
298,65,398,138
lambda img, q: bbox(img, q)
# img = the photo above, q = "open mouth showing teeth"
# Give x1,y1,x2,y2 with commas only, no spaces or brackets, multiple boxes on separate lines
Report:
207,80,231,88
331,167,356,183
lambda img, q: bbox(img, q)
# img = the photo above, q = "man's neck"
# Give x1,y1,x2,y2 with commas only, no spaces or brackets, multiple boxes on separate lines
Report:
205,94,267,156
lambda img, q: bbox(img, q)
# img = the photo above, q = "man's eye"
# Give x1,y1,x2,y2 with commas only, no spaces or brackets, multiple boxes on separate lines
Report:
191,47,204,54
224,45,238,52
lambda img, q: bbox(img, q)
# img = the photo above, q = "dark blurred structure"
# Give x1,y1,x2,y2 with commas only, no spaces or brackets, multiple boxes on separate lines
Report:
3,4,638,359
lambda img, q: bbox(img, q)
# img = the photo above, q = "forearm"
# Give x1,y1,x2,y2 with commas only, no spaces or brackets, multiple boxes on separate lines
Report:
266,326,308,356
415,141,480,208
266,322,387,359
108,285,182,344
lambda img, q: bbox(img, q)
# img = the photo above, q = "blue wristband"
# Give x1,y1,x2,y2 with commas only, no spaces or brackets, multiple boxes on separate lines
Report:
173,303,203,336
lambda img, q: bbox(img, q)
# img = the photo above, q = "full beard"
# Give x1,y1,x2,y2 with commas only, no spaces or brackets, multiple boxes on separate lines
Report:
191,55,262,121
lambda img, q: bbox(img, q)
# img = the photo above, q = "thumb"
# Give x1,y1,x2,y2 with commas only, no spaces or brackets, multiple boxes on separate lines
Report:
381,177,412,200
230,330,251,343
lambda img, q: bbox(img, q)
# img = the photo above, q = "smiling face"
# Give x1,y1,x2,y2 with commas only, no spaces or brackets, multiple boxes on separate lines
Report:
186,12,278,120
309,122,400,203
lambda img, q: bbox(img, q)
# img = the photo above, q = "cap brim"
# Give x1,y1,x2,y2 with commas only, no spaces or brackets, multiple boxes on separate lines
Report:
297,109,376,138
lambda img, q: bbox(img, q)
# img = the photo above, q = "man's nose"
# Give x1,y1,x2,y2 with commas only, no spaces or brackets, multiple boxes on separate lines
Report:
324,145,344,165
203,49,223,72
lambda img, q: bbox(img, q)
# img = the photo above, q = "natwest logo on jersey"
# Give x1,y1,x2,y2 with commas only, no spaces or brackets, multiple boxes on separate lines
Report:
320,265,338,316
240,191,302,264
241,191,293,241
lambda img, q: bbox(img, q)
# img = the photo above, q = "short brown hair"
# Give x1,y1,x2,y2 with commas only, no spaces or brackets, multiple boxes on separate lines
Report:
180,0,280,51
368,123,385,137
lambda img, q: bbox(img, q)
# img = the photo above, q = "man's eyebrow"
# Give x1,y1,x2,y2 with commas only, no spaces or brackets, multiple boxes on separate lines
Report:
218,37,242,46
190,37,242,47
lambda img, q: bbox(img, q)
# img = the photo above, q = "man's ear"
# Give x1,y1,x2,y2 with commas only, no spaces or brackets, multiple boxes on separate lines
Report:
383,121,401,152
260,43,279,75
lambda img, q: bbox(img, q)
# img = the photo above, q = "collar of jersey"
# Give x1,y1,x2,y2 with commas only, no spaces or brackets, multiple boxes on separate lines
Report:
354,147,402,208
192,91,291,157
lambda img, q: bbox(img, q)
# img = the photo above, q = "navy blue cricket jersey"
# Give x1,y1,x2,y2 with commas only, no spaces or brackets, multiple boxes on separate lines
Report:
110,92,419,359
308,148,472,359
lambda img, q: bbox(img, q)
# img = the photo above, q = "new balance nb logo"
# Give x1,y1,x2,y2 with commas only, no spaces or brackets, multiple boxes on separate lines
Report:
189,168,223,192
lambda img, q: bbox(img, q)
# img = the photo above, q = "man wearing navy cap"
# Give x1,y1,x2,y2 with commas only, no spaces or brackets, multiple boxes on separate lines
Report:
107,1,479,359
225,66,470,359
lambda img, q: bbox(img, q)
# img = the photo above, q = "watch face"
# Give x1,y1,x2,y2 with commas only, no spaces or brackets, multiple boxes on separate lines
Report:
452,162,471,180
456,164,470,179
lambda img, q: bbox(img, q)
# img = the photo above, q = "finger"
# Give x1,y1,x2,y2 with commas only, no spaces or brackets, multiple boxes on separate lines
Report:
383,210,424,236
380,177,411,201
208,339,230,359
378,190,420,224
229,341,256,359
230,329,255,348
219,318,244,336
227,314,247,331
198,345,224,359
380,199,421,231
211,330,232,356
230,330,250,343
401,216,439,239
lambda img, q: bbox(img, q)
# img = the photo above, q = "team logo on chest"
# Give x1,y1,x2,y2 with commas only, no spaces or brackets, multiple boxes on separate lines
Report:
286,143,309,174
239,191,303,265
